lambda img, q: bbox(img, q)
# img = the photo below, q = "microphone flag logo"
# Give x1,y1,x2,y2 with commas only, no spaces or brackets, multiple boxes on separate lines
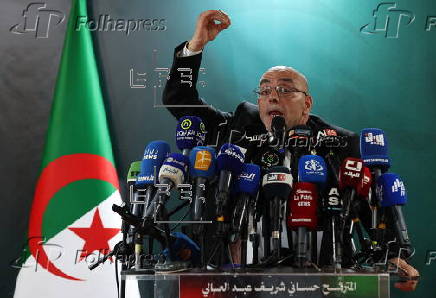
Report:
392,178,406,196
194,150,212,170
304,159,324,171
345,159,363,172
181,118,192,130
364,132,385,146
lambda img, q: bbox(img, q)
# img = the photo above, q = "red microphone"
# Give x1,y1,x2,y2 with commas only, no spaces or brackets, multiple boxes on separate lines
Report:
357,166,372,198
287,182,318,267
338,157,364,219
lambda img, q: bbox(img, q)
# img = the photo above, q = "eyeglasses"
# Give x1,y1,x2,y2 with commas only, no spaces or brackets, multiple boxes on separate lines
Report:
254,86,308,97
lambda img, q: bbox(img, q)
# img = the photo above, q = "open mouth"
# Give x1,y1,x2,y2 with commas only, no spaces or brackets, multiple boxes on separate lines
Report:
268,111,284,117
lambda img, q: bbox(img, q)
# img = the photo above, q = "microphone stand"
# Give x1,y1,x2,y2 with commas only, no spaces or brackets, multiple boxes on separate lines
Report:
249,195,260,265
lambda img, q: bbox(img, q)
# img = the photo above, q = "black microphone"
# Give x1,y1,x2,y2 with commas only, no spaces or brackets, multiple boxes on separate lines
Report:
215,144,245,219
211,143,245,267
188,146,216,224
262,166,293,260
268,116,286,149
377,173,413,253
230,164,261,243
287,125,312,178
124,161,141,239
360,128,391,247
143,153,189,219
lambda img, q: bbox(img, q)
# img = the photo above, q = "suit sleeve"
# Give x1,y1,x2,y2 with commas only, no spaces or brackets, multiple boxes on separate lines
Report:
162,42,233,145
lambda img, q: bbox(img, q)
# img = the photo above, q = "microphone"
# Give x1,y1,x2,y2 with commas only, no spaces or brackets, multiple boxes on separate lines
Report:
230,163,261,243
322,186,343,269
298,155,328,188
360,128,390,246
189,146,216,224
212,143,245,267
134,141,170,269
155,153,190,214
338,157,364,267
268,116,286,149
360,128,390,175
338,157,364,220
188,146,216,268
126,160,141,214
287,125,312,152
230,163,261,268
127,161,141,186
112,204,200,266
136,141,171,215
357,166,372,199
287,125,312,178
262,166,293,259
315,129,341,184
143,153,189,218
288,182,318,267
377,173,411,248
296,155,327,266
123,161,141,244
215,143,245,219
176,116,206,156
348,166,374,262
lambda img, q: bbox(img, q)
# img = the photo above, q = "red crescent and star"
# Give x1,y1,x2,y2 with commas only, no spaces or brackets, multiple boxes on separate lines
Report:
28,153,120,281
68,207,120,262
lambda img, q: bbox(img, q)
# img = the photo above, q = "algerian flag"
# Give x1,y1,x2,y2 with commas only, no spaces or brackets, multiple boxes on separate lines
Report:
14,0,123,297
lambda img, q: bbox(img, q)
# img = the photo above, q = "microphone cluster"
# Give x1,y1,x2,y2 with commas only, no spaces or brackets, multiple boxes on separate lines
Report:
111,116,413,274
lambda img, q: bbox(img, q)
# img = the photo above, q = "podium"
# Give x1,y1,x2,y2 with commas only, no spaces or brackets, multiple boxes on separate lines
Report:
122,268,390,297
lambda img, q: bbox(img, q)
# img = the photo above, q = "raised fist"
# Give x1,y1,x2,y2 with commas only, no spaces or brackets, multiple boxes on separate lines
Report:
188,10,231,51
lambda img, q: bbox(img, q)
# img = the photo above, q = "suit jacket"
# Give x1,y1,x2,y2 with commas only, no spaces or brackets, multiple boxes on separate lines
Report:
162,41,413,266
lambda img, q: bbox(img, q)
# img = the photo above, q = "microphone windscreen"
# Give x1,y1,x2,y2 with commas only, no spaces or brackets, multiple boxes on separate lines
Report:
298,155,328,187
189,146,216,178
127,161,141,183
338,157,364,189
216,143,245,174
357,166,372,197
176,116,206,151
288,125,312,137
252,147,283,169
233,163,261,196
158,153,190,186
136,140,171,186
377,173,407,207
360,128,390,169
322,186,342,213
288,182,318,230
272,116,285,132
287,125,312,151
262,166,293,200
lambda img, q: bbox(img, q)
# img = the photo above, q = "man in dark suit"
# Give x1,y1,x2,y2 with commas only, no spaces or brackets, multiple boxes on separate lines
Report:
162,10,419,291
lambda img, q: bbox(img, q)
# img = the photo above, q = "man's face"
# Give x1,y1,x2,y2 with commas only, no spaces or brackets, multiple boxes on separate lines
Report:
257,69,312,131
